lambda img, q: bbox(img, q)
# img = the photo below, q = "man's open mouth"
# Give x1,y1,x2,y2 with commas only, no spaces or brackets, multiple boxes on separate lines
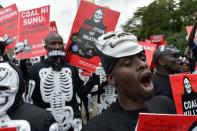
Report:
140,71,154,92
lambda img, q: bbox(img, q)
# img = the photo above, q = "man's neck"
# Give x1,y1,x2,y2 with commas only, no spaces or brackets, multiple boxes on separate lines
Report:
117,96,146,111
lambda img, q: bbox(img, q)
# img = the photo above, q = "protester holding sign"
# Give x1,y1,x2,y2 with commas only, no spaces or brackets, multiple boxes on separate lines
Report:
82,31,176,131
152,45,181,101
30,33,99,131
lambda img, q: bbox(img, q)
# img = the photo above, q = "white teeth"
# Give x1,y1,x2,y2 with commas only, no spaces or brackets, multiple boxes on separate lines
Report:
0,97,6,104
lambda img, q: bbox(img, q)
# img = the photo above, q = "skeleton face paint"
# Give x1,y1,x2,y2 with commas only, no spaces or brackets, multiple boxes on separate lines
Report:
0,63,19,115
184,77,192,94
93,9,103,23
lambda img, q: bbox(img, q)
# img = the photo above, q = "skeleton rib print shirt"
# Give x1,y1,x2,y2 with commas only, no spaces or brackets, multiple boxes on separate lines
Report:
30,58,94,119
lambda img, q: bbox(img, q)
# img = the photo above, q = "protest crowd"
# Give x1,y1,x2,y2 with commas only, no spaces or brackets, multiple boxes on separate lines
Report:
1,0,197,131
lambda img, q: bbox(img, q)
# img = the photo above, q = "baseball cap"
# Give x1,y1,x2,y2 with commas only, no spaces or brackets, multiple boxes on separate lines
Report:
153,45,180,65
96,31,144,74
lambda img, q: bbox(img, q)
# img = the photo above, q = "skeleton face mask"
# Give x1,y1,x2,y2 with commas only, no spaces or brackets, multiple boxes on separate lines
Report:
23,39,29,46
93,9,103,23
0,63,19,115
15,42,25,54
30,57,41,64
184,77,192,94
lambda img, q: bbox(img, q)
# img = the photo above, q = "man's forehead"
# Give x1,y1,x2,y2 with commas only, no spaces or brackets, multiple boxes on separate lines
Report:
48,36,63,42
45,34,63,43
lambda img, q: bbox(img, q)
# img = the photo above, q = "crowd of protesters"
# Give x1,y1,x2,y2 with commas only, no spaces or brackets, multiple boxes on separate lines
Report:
1,3,197,131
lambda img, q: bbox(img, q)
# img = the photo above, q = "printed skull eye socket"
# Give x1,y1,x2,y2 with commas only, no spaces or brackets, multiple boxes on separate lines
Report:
0,86,10,91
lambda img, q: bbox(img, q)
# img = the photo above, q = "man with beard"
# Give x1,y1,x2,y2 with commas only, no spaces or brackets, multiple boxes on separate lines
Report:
82,31,176,131
30,33,99,131
152,45,181,101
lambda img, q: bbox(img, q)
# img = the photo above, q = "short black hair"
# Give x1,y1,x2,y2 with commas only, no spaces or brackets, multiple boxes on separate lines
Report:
44,33,63,45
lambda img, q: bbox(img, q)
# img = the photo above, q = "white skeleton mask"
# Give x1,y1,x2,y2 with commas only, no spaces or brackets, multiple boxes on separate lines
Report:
93,9,103,23
0,63,19,115
184,77,192,94
0,34,12,44
30,56,40,64
15,42,25,54
23,39,29,46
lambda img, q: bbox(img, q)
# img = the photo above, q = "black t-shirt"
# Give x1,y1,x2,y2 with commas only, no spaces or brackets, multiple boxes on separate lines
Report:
152,72,174,101
31,58,97,118
82,95,176,131
9,102,55,131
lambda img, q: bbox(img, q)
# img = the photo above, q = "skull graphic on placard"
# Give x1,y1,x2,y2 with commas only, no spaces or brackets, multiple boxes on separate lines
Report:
93,9,103,23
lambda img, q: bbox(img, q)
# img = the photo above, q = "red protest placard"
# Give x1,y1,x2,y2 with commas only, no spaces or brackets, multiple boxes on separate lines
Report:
169,74,197,115
149,34,166,47
150,35,164,43
136,113,197,131
65,1,120,72
138,41,157,67
15,5,50,60
50,21,58,33
0,127,16,131
0,4,19,49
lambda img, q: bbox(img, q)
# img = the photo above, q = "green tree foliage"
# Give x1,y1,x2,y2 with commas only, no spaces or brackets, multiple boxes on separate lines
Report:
122,0,197,54
178,0,197,26
166,32,187,54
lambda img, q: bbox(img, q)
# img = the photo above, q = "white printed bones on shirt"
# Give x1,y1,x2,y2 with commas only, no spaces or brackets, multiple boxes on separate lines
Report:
39,67,74,130
97,84,117,115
